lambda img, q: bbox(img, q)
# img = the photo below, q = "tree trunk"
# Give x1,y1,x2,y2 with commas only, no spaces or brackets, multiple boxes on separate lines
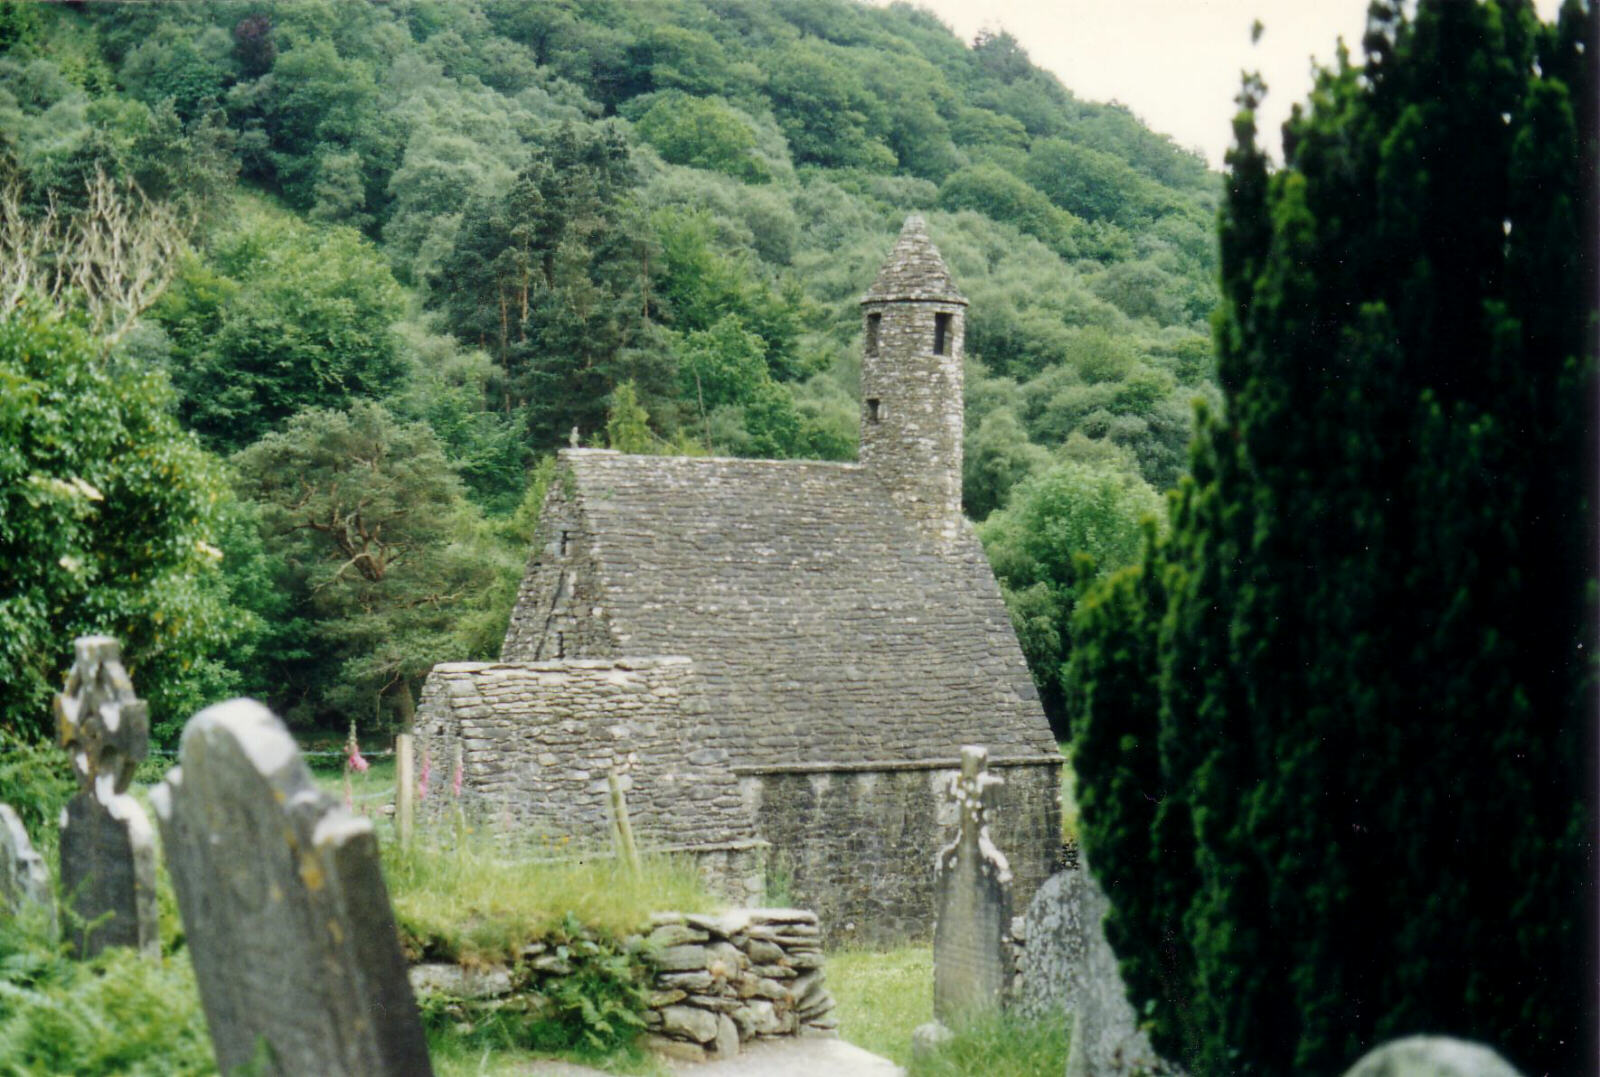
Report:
390,678,417,734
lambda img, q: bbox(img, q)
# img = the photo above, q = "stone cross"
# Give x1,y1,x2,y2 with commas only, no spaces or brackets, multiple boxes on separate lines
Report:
932,744,1014,1024
0,803,54,933
152,699,433,1076
53,636,157,957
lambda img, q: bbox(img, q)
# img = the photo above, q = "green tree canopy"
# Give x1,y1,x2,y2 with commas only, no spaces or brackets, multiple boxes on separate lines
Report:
157,207,406,452
980,459,1162,737
232,400,515,730
1068,2,1596,1072
633,92,770,183
0,308,241,741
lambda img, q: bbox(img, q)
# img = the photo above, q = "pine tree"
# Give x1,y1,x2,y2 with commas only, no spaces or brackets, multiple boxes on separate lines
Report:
1068,2,1597,1072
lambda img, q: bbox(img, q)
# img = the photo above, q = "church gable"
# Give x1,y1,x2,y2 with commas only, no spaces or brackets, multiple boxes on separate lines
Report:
502,450,1056,767
501,474,618,662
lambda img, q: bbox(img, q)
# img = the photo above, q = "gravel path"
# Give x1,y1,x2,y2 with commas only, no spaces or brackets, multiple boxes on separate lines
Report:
665,1038,904,1076
514,1038,903,1076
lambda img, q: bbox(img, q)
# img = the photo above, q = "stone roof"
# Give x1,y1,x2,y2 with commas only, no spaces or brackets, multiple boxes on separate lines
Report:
862,214,967,305
514,449,1055,766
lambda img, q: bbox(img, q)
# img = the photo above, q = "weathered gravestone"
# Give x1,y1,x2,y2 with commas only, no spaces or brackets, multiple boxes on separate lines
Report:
1012,865,1176,1076
54,636,158,957
1341,1036,1525,1077
152,699,433,1076
932,744,1014,1024
0,803,54,931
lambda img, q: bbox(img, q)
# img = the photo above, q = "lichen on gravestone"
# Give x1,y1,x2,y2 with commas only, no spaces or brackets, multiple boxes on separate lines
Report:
932,744,1014,1024
53,636,157,957
152,698,433,1076
1013,864,1180,1076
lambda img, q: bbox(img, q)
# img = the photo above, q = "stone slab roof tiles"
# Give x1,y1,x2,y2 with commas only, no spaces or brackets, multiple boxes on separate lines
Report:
506,449,1055,766
862,214,967,305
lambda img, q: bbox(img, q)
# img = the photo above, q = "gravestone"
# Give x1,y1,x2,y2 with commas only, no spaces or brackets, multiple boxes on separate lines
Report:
932,744,1014,1023
0,803,54,931
1341,1037,1525,1077
152,698,432,1077
1013,865,1174,1076
53,636,158,957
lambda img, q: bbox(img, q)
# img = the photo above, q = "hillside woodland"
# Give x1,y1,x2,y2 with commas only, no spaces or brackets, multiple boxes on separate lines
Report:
0,0,1218,741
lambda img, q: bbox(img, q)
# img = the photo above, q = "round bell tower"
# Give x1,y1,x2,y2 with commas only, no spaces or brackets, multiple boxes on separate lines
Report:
859,214,967,545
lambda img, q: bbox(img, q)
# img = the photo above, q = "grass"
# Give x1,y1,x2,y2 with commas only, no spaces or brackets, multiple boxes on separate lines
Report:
385,829,720,963
907,1010,1069,1077
829,946,1070,1075
1059,740,1080,843
828,945,933,1066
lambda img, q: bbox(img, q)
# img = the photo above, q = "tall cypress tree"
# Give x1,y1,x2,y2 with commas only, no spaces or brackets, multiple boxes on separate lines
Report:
1069,2,1597,1072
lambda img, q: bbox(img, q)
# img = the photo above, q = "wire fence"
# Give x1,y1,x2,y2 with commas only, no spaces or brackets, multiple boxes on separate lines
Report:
142,747,398,759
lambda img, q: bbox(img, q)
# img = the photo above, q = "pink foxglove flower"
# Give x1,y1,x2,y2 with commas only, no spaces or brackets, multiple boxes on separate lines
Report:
418,750,432,801
343,719,370,773
451,759,463,798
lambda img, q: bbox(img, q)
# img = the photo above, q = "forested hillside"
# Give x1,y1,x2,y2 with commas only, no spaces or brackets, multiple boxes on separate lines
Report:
0,0,1219,740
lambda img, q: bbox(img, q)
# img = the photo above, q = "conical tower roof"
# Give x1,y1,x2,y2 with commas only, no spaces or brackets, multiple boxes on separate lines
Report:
862,215,967,305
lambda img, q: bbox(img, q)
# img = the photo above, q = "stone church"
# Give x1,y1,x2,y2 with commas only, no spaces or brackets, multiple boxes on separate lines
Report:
417,216,1062,942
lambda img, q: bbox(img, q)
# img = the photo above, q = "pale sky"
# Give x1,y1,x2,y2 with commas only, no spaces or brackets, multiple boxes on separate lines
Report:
888,0,1565,170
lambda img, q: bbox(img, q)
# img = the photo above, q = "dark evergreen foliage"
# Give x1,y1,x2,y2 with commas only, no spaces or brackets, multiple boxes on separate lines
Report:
1069,2,1597,1072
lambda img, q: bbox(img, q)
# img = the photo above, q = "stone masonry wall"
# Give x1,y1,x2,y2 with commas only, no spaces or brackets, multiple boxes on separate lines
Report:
860,299,965,548
741,757,1062,945
640,908,836,1061
500,477,617,662
414,659,761,902
409,908,835,1064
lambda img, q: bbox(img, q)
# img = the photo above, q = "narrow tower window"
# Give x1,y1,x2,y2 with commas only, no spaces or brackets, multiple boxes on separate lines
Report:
867,397,882,422
865,312,881,356
934,312,952,356
559,530,571,556
555,631,566,658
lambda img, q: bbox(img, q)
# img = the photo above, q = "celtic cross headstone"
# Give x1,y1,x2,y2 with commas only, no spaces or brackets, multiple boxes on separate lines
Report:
932,744,1014,1023
54,635,158,957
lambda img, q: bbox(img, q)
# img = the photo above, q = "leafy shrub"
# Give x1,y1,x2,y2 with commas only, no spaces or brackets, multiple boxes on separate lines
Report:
417,913,652,1060
0,730,73,845
0,914,213,1076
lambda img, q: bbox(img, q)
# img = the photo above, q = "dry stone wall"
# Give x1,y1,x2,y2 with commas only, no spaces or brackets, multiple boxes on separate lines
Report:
742,757,1062,945
407,908,836,1064
641,908,836,1061
414,658,763,903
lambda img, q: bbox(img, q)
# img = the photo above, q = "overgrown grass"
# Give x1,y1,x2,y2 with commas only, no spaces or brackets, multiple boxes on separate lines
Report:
830,946,1070,1074
828,945,932,1066
390,829,716,1071
907,1010,1069,1077
0,911,214,1076
1059,740,1080,843
385,832,720,963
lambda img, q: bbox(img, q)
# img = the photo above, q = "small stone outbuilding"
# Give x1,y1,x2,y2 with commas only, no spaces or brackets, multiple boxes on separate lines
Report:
419,216,1062,942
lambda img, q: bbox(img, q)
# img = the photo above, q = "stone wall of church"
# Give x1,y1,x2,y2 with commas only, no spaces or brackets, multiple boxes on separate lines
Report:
414,658,763,903
500,480,616,662
737,756,1063,945
859,299,966,547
